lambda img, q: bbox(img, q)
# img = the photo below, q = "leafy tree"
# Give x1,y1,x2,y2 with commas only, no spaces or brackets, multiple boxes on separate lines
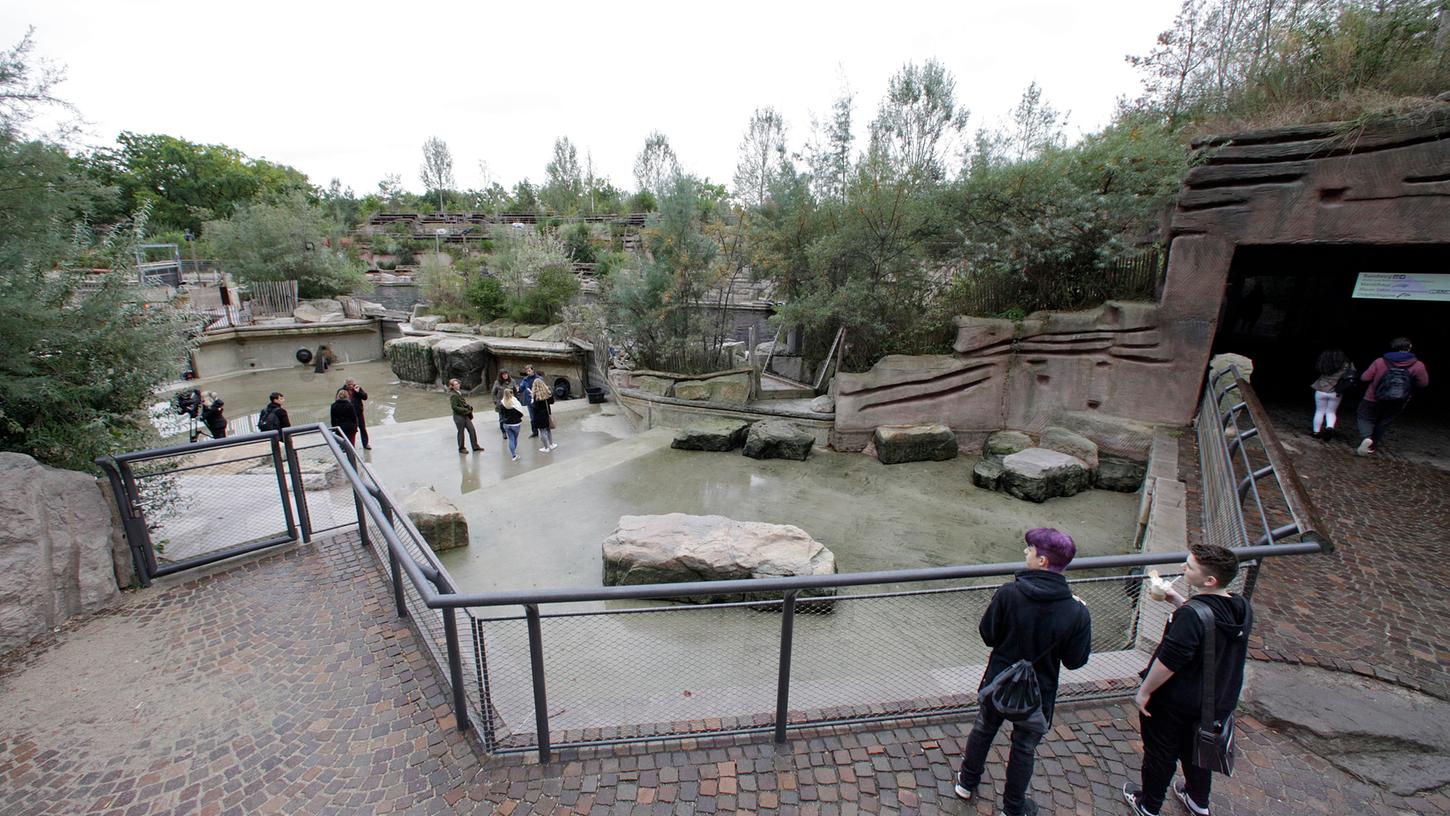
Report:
417,252,470,319
733,107,787,208
867,59,969,184
376,173,406,206
542,136,584,214
633,130,680,198
1006,81,1069,161
419,136,455,210
204,191,365,298
1,32,189,472
563,221,596,264
468,274,508,321
490,229,576,321
87,132,310,236
508,179,540,214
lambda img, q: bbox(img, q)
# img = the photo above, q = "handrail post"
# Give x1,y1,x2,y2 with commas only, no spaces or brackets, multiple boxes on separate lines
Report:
269,433,298,541
774,590,798,744
442,606,471,733
344,436,368,544
281,430,312,542
97,457,153,588
524,604,552,762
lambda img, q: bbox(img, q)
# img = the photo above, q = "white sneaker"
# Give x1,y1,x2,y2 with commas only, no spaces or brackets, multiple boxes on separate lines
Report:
539,447,550,453
1174,782,1210,815
1356,438,1375,456
510,454,518,462
549,443,558,450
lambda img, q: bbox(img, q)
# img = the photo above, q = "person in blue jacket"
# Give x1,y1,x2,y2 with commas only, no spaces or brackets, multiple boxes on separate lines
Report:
517,364,541,438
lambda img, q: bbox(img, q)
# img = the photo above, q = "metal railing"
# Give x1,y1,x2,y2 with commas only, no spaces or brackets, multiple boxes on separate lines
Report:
100,365,1329,762
1197,365,1332,554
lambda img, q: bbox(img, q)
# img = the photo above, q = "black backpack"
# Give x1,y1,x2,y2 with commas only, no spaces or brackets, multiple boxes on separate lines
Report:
257,404,279,431
1374,361,1414,402
976,632,1071,735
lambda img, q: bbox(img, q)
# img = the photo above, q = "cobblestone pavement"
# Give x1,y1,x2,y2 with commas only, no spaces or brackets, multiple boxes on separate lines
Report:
1183,422,1450,700
4,531,1443,814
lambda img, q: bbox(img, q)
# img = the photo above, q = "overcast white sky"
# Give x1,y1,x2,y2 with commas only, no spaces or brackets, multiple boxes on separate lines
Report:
4,1,1178,196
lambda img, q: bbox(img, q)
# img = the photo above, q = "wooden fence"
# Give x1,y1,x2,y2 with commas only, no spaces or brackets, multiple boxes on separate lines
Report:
248,280,299,319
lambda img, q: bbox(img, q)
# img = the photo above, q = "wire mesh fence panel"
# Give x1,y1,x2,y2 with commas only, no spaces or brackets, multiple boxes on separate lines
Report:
125,439,290,566
287,433,359,535
477,598,787,751
1198,385,1251,551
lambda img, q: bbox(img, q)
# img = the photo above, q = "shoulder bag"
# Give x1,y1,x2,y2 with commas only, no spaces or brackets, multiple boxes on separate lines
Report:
1188,601,1237,775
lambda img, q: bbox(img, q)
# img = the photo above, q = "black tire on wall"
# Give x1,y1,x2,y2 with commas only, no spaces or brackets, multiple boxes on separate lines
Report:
295,348,314,364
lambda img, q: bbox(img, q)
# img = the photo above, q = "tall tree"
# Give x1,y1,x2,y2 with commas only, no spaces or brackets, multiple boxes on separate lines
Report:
419,136,454,211
542,136,584,214
204,191,365,298
867,59,969,184
732,107,787,208
806,92,855,203
1007,81,1069,161
633,130,680,198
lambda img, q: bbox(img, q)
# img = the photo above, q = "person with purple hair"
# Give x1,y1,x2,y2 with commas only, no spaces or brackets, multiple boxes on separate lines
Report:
954,528,1092,816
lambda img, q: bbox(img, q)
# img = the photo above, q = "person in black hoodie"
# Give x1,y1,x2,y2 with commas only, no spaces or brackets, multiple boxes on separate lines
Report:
329,388,359,447
1124,544,1253,816
955,528,1092,816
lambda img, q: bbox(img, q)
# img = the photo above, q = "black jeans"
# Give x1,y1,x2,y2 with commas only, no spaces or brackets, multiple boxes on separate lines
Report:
453,414,480,450
958,703,1045,815
1356,398,1407,446
1138,704,1212,814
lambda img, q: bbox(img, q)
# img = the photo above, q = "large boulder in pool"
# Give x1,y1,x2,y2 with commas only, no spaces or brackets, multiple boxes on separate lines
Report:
386,335,441,384
602,514,837,603
431,336,489,391
742,420,815,460
671,418,751,451
1000,448,1091,503
874,424,958,464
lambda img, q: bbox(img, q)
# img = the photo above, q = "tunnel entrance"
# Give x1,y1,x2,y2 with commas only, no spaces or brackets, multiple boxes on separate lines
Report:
1212,243,1450,466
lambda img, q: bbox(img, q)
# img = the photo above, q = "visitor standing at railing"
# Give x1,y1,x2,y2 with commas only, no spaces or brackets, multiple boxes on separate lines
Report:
1355,336,1429,456
1124,544,1253,816
201,396,227,439
343,379,371,450
448,379,485,454
257,392,290,431
954,528,1092,816
530,376,557,453
330,388,359,447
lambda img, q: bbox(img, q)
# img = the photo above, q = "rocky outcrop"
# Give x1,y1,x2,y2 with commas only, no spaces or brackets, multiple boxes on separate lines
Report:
999,448,1091,503
972,458,1005,491
294,299,346,323
411,315,442,331
386,335,441,384
984,430,1033,458
528,324,568,342
672,380,711,400
671,419,751,451
1095,457,1147,492
431,336,490,391
742,420,815,461
631,375,673,397
0,453,120,656
1040,426,1099,472
601,513,837,603
811,395,835,413
402,487,469,552
874,424,958,465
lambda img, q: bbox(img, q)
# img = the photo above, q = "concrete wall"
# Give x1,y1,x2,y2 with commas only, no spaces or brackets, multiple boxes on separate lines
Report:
193,320,385,378
490,352,587,400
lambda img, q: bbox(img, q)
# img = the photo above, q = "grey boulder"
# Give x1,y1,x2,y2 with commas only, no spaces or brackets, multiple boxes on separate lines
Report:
874,424,958,465
403,487,469,552
431,336,489,391
1039,426,1099,471
1000,448,1090,503
984,430,1033,457
671,419,751,451
601,513,837,603
1095,457,1147,492
972,458,1005,491
742,420,815,461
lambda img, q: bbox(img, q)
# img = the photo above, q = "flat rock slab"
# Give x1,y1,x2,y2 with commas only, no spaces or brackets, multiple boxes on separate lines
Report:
602,513,837,603
402,487,469,552
742,420,814,461
972,458,1004,490
874,424,958,465
671,419,751,452
1000,448,1090,503
1244,661,1450,795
